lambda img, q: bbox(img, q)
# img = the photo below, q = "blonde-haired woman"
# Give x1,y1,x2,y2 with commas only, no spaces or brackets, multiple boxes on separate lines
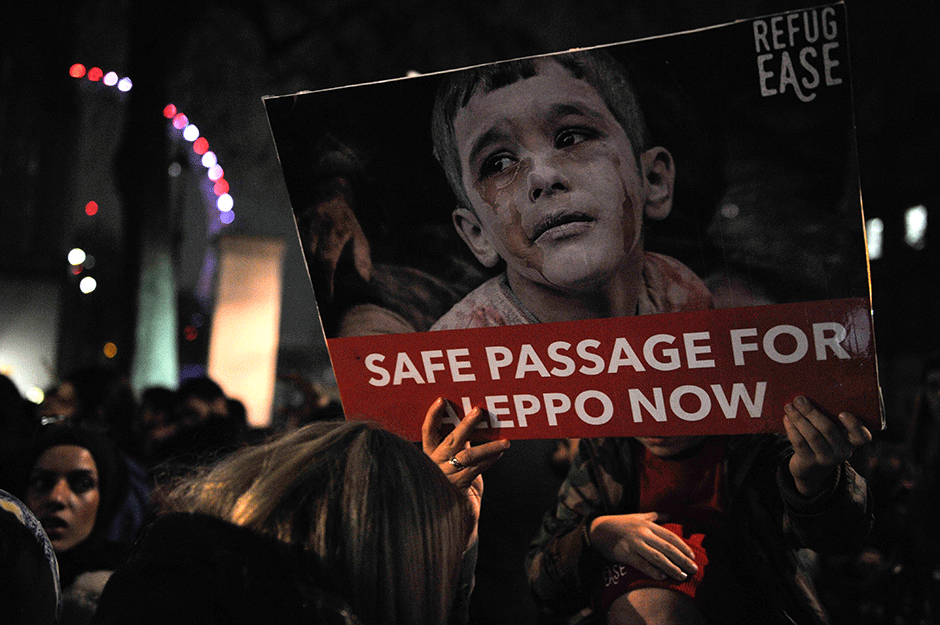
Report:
92,399,507,625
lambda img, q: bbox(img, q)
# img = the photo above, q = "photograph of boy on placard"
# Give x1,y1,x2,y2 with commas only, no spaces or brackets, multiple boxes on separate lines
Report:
266,4,877,442
271,44,865,341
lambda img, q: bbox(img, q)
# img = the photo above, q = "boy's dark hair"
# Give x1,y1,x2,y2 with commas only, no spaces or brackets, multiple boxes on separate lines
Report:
431,48,649,209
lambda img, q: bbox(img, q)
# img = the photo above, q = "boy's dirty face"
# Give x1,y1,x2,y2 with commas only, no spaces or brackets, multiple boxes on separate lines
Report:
453,60,647,293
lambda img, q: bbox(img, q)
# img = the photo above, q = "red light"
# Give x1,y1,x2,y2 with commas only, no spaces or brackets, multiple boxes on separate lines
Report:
163,104,177,119
193,137,209,155
87,67,103,81
184,325,198,341
69,64,86,78
172,113,188,129
85,201,99,216
213,178,230,195
71,265,83,275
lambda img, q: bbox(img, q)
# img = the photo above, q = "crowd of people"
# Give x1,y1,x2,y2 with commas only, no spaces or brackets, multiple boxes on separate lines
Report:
0,367,255,623
0,356,935,625
0,366,505,624
0,46,933,625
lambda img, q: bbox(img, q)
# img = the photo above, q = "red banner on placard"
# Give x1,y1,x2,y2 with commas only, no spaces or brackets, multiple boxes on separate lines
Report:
328,298,881,441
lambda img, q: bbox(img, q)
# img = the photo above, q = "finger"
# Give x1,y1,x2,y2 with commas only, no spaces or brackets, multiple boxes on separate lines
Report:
838,412,873,448
637,543,691,582
421,397,447,456
794,396,864,459
626,553,669,581
648,524,697,562
450,440,510,482
785,398,837,458
783,411,810,453
433,406,486,462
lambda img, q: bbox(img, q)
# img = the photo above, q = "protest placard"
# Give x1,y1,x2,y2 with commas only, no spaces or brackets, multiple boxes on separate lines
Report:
265,2,882,441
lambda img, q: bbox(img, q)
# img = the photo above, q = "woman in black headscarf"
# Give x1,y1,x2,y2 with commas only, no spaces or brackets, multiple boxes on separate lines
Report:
16,425,131,624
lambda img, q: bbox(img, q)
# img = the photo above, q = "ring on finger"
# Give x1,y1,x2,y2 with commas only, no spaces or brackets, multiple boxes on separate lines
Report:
448,456,465,470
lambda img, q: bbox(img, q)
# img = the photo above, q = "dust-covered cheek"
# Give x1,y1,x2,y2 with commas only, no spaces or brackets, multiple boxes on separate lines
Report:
578,146,644,255
471,162,545,272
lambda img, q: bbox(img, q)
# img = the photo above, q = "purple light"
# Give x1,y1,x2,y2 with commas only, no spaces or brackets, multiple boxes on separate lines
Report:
104,71,119,86
207,165,223,181
219,210,235,225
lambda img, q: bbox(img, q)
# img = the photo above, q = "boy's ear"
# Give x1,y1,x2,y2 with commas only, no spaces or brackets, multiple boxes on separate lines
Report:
640,147,675,221
452,207,501,268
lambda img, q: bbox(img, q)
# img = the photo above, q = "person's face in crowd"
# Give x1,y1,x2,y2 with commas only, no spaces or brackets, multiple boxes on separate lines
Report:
636,436,707,458
38,382,79,421
177,396,229,427
25,444,100,553
452,60,669,295
140,403,177,443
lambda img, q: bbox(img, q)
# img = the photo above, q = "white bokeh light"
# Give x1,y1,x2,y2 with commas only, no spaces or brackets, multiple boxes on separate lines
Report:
68,248,86,265
26,387,45,404
79,276,97,294
217,193,234,212
201,151,218,168
183,124,200,142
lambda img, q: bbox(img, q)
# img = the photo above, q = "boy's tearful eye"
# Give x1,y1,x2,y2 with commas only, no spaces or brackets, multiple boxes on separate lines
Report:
555,127,596,149
480,152,517,179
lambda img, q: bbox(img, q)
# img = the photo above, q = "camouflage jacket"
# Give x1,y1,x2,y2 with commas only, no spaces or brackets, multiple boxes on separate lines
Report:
525,435,873,624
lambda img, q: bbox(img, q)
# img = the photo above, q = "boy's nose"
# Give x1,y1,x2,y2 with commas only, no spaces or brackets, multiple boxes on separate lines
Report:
527,157,569,202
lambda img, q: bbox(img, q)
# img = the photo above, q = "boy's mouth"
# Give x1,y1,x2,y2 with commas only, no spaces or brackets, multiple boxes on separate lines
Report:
531,211,594,242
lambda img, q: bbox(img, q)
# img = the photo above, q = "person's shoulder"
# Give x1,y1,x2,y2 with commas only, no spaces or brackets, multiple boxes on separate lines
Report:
640,252,713,314
431,273,529,330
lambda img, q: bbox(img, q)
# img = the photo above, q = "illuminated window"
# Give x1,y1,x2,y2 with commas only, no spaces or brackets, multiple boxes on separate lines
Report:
905,205,927,250
866,218,883,260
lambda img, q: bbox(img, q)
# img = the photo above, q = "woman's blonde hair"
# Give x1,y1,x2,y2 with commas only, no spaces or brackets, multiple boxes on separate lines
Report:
162,420,471,625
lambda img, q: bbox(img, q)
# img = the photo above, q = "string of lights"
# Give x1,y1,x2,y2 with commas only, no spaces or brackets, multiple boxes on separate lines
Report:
67,63,236,296
65,62,237,365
